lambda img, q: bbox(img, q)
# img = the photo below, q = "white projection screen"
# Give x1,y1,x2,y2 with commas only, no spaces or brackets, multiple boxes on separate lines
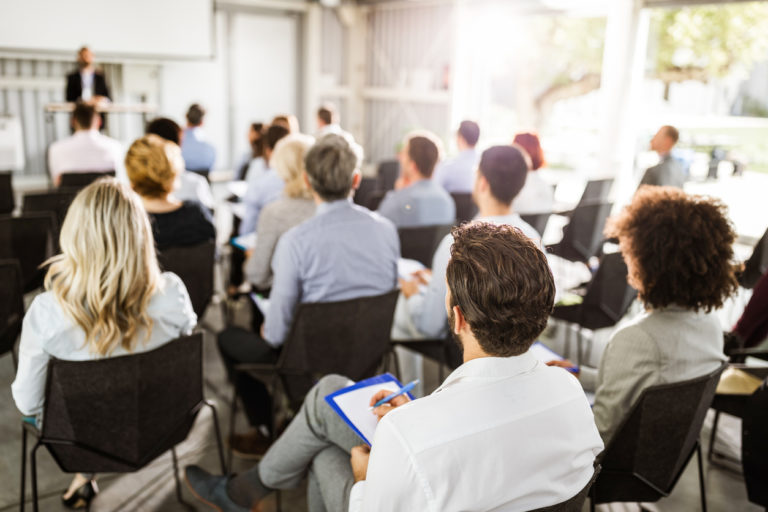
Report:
0,0,214,59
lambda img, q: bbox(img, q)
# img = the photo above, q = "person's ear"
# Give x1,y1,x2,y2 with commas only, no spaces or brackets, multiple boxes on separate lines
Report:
452,305,467,335
302,170,313,191
351,170,362,191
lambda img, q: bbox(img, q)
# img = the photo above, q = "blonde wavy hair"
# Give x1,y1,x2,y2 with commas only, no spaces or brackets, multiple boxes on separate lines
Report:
125,134,184,198
272,133,315,199
45,179,162,356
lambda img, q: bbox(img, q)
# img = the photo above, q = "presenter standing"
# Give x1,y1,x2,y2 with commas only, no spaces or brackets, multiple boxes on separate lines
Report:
66,46,110,105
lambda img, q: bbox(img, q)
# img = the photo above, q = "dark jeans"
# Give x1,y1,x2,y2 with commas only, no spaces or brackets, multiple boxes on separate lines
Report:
217,327,279,429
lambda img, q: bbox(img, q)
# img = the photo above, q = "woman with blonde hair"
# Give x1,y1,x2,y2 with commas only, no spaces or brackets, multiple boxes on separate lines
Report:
11,179,197,508
125,134,215,250
245,133,316,290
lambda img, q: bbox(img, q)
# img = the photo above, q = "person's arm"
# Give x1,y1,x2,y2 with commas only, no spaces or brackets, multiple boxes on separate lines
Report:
246,206,281,289
263,235,302,347
592,324,661,442
349,418,431,512
376,191,399,226
197,202,216,241
409,234,452,338
11,297,54,417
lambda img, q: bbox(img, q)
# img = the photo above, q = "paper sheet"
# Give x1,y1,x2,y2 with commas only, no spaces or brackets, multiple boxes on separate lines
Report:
250,293,270,315
529,341,563,363
398,258,426,281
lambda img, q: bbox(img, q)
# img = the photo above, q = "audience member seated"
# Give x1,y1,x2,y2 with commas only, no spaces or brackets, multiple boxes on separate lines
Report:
218,134,399,457
377,132,455,227
548,186,735,442
125,135,215,250
316,103,350,139
727,270,768,351
512,132,555,214
185,223,603,512
48,101,123,186
393,145,539,340
432,120,479,194
245,133,316,290
181,103,216,174
239,124,291,236
271,114,300,134
639,125,685,189
11,179,196,509
236,122,265,181
145,117,215,211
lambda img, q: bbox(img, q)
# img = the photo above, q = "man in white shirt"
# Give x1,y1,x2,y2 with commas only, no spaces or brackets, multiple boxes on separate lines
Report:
184,223,603,512
47,102,123,186
316,103,348,139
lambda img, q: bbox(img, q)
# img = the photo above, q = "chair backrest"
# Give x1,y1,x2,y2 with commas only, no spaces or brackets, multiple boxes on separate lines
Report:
58,170,115,190
743,378,768,507
577,179,613,206
40,334,204,473
398,224,452,267
353,177,384,211
0,213,56,292
740,227,768,289
451,192,478,224
22,189,78,233
158,241,216,319
529,466,601,512
377,160,399,192
520,213,550,237
592,362,727,504
277,290,399,400
0,171,14,214
580,252,637,329
558,202,613,262
0,259,24,358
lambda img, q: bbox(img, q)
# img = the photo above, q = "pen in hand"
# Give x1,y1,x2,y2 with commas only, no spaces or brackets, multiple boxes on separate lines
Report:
368,380,419,411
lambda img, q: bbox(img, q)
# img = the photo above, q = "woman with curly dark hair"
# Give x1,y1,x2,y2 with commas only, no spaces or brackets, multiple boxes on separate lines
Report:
549,186,737,442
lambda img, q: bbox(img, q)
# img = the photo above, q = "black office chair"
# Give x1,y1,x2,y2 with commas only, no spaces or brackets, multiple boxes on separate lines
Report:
22,189,78,238
742,378,768,509
19,334,226,512
578,178,613,206
739,227,768,289
392,331,462,382
520,213,550,237
0,213,56,292
377,160,399,192
451,193,478,224
158,241,216,320
187,168,211,183
398,224,452,267
551,252,637,364
547,201,613,264
530,466,600,512
0,259,24,369
353,177,386,211
0,170,14,214
58,170,115,190
589,362,727,512
231,290,399,457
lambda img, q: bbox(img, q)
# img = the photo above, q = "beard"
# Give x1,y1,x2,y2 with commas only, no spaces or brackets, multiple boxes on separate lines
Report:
447,308,465,356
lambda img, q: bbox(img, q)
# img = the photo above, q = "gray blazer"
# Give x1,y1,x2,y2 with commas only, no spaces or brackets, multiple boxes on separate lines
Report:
589,307,726,443
639,155,686,189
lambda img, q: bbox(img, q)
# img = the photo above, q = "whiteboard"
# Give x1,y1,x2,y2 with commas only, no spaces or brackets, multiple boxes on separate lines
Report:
0,0,214,59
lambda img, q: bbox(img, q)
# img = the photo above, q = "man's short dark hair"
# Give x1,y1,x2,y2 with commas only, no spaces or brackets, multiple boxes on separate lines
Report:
446,223,554,356
146,117,182,145
406,134,440,178
661,125,679,144
72,101,97,130
265,124,290,151
186,104,206,126
305,134,360,201
458,120,480,147
478,145,528,205
317,104,336,125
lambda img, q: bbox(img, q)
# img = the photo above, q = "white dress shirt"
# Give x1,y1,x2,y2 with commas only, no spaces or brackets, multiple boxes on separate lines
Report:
349,352,604,512
47,129,124,184
11,272,197,418
176,170,215,210
513,170,555,214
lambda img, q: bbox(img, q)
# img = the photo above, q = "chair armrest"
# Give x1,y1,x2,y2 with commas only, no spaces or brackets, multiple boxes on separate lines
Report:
728,347,768,364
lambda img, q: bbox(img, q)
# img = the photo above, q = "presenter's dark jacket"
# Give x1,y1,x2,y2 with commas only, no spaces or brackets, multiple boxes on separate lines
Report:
65,71,111,102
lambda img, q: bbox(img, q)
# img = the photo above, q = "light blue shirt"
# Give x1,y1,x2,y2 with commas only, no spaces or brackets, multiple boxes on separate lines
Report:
264,199,400,346
181,127,216,171
377,179,456,228
239,168,285,235
402,214,542,338
432,149,478,194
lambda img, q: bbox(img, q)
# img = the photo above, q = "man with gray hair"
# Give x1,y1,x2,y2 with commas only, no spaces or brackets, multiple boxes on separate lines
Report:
217,133,400,455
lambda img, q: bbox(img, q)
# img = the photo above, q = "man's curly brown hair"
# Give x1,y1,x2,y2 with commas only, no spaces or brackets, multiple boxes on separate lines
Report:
605,186,738,312
446,223,555,356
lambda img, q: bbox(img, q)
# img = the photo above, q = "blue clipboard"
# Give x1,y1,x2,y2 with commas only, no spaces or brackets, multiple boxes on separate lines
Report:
324,373,415,446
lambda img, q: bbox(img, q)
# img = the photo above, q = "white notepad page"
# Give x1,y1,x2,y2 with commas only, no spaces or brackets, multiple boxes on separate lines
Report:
331,380,402,445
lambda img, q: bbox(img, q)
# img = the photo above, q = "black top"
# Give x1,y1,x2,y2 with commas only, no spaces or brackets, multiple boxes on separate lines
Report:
149,200,215,250
66,71,111,102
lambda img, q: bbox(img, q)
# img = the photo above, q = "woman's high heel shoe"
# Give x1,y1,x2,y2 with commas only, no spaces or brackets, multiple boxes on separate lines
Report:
61,479,98,510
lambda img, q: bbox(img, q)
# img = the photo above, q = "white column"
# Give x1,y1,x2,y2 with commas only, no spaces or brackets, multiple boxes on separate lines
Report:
302,4,322,132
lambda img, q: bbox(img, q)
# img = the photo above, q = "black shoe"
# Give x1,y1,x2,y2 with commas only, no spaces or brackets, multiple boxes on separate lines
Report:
61,480,98,510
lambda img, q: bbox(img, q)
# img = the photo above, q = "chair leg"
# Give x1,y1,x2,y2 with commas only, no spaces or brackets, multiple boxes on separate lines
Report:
697,442,707,512
589,497,595,512
276,488,282,512
11,346,18,370
171,448,184,504
204,401,228,475
576,328,584,367
20,426,27,512
707,410,720,463
30,443,40,512
391,347,402,381
227,388,238,473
